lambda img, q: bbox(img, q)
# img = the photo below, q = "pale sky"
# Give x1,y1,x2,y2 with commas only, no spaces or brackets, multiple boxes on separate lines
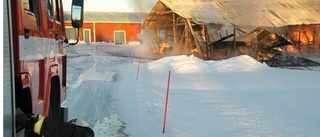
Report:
62,0,158,12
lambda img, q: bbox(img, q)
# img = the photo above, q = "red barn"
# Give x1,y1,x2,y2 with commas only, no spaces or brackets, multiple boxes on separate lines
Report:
64,12,148,44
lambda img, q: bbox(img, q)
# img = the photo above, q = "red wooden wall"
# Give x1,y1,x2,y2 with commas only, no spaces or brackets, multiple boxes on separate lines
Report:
65,22,142,43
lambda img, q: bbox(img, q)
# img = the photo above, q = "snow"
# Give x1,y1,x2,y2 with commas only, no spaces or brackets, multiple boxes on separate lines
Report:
65,43,320,137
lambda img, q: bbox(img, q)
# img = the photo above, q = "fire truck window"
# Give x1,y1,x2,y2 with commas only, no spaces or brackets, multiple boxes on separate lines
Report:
22,0,36,12
22,0,31,11
48,0,53,17
22,0,40,28
54,0,61,22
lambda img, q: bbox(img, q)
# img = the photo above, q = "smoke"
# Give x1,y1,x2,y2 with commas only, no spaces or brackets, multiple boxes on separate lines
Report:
127,0,158,12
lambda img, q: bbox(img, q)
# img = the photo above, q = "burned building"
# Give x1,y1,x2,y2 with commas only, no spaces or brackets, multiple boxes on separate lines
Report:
142,0,320,67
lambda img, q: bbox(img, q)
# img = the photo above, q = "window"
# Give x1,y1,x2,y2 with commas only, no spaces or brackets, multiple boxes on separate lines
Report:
54,0,61,22
22,0,38,14
48,0,61,21
22,0,30,11
48,0,53,17
22,0,40,29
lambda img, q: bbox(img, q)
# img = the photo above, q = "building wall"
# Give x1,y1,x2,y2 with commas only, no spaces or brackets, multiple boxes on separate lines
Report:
81,23,94,42
65,22,142,43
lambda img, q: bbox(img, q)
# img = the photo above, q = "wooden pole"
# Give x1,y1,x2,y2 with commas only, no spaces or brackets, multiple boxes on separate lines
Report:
136,55,141,80
173,13,176,43
313,24,316,44
163,71,171,133
157,27,160,46
233,26,236,57
129,52,133,64
186,19,204,58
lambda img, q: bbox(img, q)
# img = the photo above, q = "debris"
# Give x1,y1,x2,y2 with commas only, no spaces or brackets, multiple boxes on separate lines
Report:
208,27,320,68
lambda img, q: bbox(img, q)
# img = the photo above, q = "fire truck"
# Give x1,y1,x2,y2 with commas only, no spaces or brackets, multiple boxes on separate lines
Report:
4,0,84,136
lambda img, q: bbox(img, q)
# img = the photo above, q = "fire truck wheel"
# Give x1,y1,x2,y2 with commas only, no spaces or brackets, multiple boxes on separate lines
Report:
49,76,61,121
15,76,33,115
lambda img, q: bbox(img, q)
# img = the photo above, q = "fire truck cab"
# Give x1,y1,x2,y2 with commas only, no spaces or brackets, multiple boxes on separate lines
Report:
4,0,84,136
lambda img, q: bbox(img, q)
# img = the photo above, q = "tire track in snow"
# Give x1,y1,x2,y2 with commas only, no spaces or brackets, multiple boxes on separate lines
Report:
69,63,96,89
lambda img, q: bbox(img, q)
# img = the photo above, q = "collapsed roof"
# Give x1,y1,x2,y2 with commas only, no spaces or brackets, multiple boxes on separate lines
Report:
145,0,320,27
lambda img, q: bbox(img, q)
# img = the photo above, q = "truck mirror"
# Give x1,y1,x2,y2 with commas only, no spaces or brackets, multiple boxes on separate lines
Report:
71,0,84,28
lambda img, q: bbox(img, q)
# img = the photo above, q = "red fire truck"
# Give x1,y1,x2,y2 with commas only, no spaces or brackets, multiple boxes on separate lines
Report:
4,0,84,136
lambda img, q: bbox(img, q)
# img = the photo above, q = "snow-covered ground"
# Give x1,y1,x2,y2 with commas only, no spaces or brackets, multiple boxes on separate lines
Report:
65,43,320,137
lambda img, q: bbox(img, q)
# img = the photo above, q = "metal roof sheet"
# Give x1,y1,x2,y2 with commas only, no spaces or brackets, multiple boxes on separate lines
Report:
64,12,148,23
157,0,320,27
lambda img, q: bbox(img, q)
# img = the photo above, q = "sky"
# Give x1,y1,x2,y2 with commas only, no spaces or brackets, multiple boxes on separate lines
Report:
65,42,320,137
62,0,158,12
